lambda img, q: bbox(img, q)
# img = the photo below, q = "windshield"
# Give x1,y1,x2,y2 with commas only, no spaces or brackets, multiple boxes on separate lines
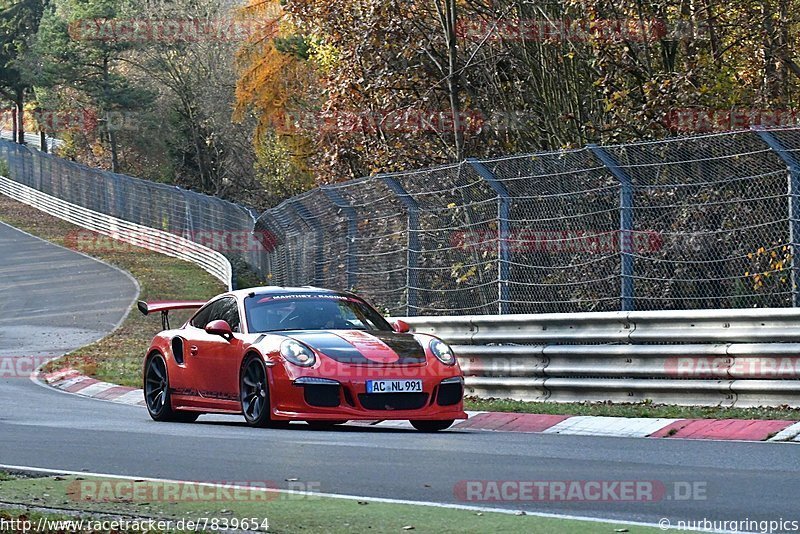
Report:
244,294,394,333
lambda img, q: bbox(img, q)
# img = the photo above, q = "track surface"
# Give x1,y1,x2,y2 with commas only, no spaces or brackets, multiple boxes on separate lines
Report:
1,221,799,528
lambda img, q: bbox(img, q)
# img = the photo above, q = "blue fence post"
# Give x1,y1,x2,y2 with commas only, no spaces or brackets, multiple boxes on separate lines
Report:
289,201,325,286
321,187,358,290
754,128,800,307
467,158,510,314
589,145,635,311
381,175,420,316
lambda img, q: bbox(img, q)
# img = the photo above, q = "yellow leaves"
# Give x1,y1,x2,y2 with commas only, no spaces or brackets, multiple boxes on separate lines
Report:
309,39,340,73
234,0,316,142
746,244,794,292
450,262,477,285
447,202,457,209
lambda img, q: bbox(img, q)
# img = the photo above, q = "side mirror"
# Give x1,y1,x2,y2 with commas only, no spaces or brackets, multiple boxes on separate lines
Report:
392,319,411,333
205,320,233,341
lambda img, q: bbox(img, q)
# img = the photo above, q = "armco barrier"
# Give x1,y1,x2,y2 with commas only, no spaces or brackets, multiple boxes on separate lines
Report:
401,309,800,407
0,129,63,152
0,175,232,289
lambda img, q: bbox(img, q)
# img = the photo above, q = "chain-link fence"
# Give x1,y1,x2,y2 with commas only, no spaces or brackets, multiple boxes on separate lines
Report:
2,128,800,316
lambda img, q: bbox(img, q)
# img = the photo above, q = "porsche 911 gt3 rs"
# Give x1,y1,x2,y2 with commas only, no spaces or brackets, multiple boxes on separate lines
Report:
139,287,466,431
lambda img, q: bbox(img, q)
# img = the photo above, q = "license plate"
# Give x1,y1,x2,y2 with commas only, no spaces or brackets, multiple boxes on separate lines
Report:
366,379,423,394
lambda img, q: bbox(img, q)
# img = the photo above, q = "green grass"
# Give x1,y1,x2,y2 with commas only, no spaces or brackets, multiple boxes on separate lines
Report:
0,475,665,534
0,194,225,387
465,396,800,421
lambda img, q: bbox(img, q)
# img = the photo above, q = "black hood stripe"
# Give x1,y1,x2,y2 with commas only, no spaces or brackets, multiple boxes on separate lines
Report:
285,330,426,365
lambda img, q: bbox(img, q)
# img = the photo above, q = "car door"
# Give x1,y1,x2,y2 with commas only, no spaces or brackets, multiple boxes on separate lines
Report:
168,302,216,406
186,297,243,409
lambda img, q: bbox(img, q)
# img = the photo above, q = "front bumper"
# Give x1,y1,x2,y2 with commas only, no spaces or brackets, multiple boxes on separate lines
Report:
270,372,467,421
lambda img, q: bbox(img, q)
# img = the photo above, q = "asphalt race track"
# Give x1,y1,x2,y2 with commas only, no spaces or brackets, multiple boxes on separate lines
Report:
1,220,799,528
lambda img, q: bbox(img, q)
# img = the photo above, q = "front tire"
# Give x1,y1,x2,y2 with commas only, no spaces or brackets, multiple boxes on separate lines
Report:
240,355,286,428
144,354,198,423
410,419,454,432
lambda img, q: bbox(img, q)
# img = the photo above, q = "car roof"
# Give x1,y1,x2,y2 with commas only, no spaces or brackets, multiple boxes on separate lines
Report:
225,286,358,301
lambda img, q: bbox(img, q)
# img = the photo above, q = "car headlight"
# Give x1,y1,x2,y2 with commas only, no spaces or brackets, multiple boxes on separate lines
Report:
280,339,316,367
430,339,456,366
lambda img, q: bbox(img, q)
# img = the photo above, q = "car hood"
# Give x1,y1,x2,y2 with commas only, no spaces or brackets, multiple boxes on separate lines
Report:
284,330,427,365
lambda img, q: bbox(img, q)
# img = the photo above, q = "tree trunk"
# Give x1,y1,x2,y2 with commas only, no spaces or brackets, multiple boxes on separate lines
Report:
107,110,119,173
441,0,464,161
40,130,47,153
11,108,18,143
15,88,25,144
101,55,119,172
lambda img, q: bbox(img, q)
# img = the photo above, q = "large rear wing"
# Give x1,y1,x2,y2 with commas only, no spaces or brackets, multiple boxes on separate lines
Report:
137,300,206,329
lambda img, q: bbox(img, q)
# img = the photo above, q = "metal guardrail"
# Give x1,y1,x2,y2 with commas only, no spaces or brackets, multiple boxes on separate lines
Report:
401,309,800,407
0,175,233,289
0,129,63,152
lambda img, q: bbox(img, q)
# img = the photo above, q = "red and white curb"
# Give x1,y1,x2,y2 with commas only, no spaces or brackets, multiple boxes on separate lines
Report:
542,416,681,438
36,367,800,441
767,421,800,442
37,368,145,407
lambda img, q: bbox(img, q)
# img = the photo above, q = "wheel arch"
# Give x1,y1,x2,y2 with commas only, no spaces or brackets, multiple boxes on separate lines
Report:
143,348,166,380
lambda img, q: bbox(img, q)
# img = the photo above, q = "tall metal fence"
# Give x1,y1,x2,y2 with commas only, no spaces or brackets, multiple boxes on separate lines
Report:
2,127,800,316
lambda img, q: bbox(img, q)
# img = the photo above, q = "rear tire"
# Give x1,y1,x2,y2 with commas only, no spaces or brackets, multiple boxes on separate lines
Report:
144,354,198,423
410,419,454,432
240,355,286,428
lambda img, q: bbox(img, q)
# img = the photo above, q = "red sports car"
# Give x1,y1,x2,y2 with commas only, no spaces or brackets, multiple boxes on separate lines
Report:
139,287,466,431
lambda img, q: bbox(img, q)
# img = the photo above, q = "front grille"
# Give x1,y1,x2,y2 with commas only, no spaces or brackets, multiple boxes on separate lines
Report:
358,393,429,411
436,381,463,406
342,386,356,407
303,385,340,408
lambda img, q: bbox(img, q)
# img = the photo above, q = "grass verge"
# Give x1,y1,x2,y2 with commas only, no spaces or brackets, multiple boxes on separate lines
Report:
0,474,665,534
0,194,224,387
465,397,800,421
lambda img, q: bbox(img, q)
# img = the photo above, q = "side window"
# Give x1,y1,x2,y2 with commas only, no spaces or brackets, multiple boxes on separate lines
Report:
191,298,240,332
190,302,216,328
217,298,241,333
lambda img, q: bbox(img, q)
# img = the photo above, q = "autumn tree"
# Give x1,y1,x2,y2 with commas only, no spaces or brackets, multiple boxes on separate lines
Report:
234,0,800,184
27,0,152,171
0,0,47,144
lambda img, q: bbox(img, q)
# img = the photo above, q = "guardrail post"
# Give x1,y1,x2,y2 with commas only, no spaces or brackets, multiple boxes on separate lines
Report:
755,128,800,307
381,175,420,316
289,201,325,286
589,145,635,311
468,158,510,314
321,187,358,290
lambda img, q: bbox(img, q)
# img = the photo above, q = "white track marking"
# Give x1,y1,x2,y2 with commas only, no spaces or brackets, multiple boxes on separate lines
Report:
0,463,708,531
